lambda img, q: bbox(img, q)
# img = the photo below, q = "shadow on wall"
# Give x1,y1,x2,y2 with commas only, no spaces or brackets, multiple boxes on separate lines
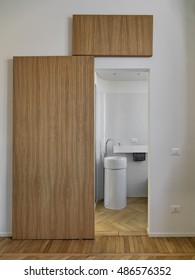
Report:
67,17,72,55
6,59,13,233
185,0,195,203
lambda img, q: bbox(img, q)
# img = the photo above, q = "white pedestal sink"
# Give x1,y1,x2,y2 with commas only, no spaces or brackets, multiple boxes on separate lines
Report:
104,156,127,210
104,156,127,169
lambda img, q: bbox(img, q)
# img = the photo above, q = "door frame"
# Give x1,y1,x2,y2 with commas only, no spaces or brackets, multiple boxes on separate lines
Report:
94,57,150,235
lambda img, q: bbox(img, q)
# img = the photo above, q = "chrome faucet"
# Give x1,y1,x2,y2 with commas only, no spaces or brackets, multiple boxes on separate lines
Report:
105,138,115,156
105,138,121,155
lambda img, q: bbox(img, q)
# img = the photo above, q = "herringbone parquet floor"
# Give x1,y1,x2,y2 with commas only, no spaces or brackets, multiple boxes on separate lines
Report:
95,197,147,236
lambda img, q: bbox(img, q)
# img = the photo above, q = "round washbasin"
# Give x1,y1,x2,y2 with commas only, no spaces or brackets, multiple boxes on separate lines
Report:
104,156,127,170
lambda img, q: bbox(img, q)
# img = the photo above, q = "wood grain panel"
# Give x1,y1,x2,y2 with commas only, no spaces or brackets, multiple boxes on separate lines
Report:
72,15,153,56
0,237,195,260
13,56,94,239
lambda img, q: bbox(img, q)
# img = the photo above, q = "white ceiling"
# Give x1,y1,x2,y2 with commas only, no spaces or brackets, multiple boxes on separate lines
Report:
96,69,149,81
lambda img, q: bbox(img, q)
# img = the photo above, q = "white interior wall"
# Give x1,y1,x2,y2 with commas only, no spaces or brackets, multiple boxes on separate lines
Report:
104,83,148,146
95,79,104,202
0,0,195,236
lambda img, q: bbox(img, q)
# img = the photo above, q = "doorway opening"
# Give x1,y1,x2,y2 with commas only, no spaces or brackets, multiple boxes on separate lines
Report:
94,68,150,236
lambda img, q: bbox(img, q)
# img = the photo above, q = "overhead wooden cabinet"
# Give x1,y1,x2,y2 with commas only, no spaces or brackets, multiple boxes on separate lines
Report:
13,56,94,239
72,15,153,56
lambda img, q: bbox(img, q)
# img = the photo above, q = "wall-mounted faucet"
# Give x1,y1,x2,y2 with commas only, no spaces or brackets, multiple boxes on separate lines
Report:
105,139,120,156
105,138,115,156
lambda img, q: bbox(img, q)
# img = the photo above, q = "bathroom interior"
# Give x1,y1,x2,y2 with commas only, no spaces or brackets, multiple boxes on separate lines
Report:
95,68,149,235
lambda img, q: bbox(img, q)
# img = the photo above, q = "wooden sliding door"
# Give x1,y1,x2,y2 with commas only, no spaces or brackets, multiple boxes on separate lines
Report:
13,56,94,239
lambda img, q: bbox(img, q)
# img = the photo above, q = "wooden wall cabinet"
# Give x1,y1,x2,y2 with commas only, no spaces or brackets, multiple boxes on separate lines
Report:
13,56,94,239
72,15,153,57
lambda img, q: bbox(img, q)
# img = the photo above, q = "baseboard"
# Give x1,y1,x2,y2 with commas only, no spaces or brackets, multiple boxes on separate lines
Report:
0,232,12,237
147,228,195,237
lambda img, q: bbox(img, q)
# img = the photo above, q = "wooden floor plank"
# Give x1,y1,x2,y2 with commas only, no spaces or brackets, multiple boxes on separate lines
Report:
0,236,194,259
0,252,195,260
140,236,151,253
182,238,195,253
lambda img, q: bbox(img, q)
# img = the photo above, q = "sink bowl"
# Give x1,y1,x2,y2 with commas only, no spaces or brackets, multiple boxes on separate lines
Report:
104,156,127,169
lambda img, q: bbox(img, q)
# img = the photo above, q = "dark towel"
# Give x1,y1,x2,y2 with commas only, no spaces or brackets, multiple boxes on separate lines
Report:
133,153,146,161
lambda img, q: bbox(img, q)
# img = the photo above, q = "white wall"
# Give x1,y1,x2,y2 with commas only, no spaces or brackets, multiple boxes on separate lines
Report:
104,81,148,146
95,75,148,198
0,0,195,236
95,81,104,202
